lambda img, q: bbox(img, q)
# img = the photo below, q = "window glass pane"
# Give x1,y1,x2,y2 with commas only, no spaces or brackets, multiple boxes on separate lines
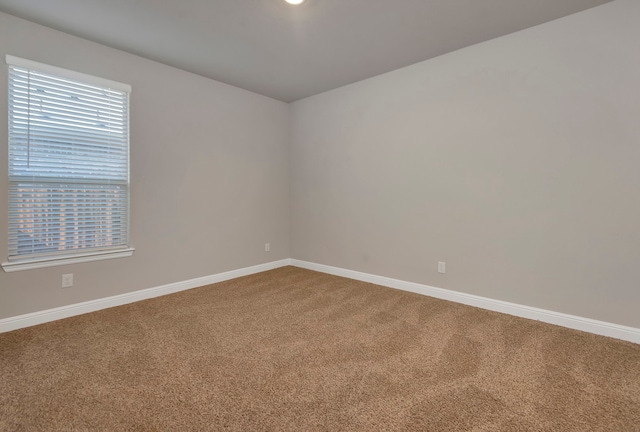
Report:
7,59,130,261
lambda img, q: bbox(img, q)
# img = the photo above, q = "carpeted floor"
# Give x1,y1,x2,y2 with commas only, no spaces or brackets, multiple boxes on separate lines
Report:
1,266,639,431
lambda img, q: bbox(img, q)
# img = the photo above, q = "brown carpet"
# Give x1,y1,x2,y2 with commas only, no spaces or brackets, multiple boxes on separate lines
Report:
1,266,639,431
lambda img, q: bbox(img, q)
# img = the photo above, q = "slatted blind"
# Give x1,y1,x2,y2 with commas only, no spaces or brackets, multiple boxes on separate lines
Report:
6,56,131,261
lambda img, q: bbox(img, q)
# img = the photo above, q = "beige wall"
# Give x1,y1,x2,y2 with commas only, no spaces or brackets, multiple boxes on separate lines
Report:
0,12,291,319
290,0,640,328
2,1,639,329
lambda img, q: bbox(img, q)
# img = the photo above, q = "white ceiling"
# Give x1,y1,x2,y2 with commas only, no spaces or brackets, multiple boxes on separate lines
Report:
0,0,612,102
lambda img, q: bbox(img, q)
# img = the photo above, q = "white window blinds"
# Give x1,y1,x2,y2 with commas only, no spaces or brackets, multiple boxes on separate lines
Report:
6,56,131,262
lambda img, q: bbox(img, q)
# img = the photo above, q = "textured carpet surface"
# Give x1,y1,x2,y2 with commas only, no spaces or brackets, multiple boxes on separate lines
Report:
1,266,639,431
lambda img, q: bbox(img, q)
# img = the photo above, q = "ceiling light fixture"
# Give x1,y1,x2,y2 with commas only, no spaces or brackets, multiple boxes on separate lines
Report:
284,0,305,5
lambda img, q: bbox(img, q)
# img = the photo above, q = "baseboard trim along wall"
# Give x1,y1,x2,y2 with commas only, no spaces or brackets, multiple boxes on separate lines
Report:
0,259,290,334
2,258,639,344
290,259,640,345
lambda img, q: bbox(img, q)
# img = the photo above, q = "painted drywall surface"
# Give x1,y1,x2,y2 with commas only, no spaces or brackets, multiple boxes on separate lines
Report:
0,12,291,319
290,0,640,328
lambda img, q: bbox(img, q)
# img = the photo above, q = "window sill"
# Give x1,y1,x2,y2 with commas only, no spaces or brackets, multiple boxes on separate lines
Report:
1,248,135,272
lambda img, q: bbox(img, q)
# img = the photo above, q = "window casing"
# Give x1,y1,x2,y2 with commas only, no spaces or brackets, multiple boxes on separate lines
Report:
2,56,133,272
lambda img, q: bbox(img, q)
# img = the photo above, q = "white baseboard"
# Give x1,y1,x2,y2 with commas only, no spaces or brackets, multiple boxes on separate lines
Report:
3,258,638,344
290,259,640,345
0,259,291,334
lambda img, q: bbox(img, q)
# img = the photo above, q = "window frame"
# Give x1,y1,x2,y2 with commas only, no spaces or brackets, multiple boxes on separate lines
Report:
2,56,134,272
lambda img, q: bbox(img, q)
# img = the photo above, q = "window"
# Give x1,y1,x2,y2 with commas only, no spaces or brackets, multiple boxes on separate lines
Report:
2,56,133,272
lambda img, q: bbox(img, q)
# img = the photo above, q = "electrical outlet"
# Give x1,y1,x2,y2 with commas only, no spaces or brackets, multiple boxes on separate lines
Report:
62,273,74,288
438,262,446,274
265,243,271,252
